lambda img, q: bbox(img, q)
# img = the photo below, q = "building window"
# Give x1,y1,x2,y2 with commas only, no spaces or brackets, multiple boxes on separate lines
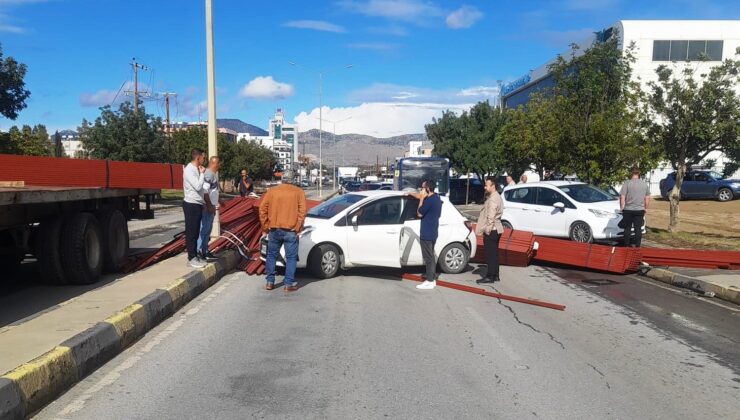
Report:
653,40,723,62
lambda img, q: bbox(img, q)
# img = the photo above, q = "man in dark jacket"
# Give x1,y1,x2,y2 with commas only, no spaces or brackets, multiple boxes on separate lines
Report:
416,179,442,290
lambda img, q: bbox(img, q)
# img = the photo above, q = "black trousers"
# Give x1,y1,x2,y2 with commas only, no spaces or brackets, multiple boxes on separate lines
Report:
483,231,501,279
183,201,203,260
421,240,437,282
622,210,645,247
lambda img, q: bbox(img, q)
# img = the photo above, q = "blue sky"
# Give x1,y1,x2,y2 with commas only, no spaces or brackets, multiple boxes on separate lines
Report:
1,0,738,136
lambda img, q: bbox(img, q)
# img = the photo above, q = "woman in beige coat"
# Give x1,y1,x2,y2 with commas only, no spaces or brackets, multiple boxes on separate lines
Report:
475,177,504,283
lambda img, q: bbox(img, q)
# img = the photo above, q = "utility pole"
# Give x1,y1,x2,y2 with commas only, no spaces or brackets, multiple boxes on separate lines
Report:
128,58,149,115
205,0,219,237
319,72,323,198
159,92,178,133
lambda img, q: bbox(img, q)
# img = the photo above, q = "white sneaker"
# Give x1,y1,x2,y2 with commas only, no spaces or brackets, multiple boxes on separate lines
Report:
187,258,206,268
416,280,436,290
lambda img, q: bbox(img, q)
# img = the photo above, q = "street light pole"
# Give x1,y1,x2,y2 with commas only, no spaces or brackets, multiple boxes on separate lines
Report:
205,0,219,238
319,72,323,198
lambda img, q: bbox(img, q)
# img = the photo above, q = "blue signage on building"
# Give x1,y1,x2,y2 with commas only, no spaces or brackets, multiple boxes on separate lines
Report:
501,74,531,96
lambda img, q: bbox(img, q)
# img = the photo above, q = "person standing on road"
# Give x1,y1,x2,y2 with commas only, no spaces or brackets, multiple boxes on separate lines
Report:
259,182,306,292
620,166,651,247
183,148,206,268
476,177,504,284
416,179,443,290
239,169,253,197
506,175,516,187
197,156,221,262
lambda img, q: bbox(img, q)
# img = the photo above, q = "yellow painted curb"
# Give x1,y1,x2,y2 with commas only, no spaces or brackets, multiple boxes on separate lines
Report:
104,303,147,348
1,346,77,414
163,278,190,309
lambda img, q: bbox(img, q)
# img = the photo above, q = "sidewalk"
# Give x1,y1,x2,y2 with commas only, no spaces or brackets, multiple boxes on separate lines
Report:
643,266,740,306
0,251,239,418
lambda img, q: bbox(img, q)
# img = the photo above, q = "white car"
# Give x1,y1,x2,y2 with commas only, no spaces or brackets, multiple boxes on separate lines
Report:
260,191,477,278
501,181,644,243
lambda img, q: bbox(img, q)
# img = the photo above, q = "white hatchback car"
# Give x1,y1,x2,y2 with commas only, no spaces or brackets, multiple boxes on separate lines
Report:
501,181,644,242
260,191,477,278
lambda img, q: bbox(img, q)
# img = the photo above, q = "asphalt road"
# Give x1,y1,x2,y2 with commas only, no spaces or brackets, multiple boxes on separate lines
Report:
0,207,185,328
35,265,740,420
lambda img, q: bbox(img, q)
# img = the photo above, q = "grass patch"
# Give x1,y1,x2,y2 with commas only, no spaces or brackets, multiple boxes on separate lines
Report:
646,227,740,250
159,189,184,200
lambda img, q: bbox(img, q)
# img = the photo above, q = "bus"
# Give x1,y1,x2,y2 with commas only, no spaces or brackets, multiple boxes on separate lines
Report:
393,157,450,195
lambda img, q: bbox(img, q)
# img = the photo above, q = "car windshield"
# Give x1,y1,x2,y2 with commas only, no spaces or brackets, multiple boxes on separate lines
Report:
307,194,364,219
558,184,615,203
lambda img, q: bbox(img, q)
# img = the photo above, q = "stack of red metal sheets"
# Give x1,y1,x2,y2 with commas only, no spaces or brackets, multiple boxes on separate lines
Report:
470,227,536,267
641,248,740,270
125,197,321,275
533,236,642,274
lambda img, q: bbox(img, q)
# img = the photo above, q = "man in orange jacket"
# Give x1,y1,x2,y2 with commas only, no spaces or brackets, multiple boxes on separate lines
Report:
259,183,306,292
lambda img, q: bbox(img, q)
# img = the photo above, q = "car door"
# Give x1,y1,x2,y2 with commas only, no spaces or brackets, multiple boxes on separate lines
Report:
346,196,403,267
681,173,701,197
529,187,571,236
502,187,537,232
399,197,424,266
688,172,714,198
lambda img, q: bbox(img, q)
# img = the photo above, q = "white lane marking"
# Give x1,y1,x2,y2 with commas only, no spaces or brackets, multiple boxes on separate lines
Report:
466,307,522,362
49,277,236,419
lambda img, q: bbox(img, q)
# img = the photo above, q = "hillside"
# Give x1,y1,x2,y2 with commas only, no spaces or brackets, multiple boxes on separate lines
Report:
296,129,428,165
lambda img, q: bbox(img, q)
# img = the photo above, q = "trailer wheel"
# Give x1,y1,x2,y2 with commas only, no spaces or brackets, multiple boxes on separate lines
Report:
61,212,103,285
0,231,23,275
97,209,129,272
36,216,68,285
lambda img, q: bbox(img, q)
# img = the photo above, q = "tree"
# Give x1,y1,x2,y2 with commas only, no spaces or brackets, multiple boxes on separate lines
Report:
168,126,276,181
426,101,507,181
53,130,64,157
546,37,657,186
647,52,740,231
5,124,51,156
498,94,564,179
0,43,30,120
79,102,166,162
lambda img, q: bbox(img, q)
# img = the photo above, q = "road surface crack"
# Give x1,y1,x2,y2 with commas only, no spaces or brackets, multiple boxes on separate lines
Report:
587,363,611,389
492,287,566,351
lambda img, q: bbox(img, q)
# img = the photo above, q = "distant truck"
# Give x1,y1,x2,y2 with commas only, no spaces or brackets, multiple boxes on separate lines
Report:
338,166,359,180
0,155,180,285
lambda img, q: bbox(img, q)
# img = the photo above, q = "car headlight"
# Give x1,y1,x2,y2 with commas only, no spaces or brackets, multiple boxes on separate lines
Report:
730,183,740,188
300,226,316,236
588,209,613,218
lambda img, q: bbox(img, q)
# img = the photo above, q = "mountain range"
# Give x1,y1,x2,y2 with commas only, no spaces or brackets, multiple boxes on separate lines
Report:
296,129,428,166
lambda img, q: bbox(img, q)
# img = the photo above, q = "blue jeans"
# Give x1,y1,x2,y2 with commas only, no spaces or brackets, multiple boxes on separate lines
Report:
265,229,299,286
197,208,215,255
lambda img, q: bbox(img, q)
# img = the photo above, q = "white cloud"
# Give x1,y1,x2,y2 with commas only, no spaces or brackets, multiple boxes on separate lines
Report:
283,20,346,33
367,25,408,36
337,0,443,22
239,76,294,100
79,81,147,107
294,102,473,137
445,5,483,29
0,23,23,32
0,0,50,5
349,82,499,104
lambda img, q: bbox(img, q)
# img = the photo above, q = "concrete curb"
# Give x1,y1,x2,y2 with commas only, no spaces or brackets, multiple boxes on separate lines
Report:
0,250,239,420
643,267,740,305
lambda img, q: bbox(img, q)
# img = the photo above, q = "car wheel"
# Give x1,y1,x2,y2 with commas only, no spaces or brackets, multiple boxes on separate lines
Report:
438,243,469,274
310,244,341,279
717,188,733,202
501,220,513,230
569,221,593,243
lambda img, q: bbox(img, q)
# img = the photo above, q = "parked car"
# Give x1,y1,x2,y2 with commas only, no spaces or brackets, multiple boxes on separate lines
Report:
378,185,393,190
340,182,362,195
260,191,477,278
501,181,644,243
358,182,383,191
299,180,311,188
659,170,739,202
448,178,485,204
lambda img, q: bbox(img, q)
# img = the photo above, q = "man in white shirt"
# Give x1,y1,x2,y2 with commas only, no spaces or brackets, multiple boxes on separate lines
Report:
183,148,206,268
197,156,221,262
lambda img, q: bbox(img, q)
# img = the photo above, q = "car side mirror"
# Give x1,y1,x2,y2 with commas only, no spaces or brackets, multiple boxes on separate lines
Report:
351,214,359,226
553,202,566,212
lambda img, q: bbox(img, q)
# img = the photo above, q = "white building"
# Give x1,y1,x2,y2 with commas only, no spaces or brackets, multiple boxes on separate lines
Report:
501,20,740,194
57,130,83,158
237,109,298,170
